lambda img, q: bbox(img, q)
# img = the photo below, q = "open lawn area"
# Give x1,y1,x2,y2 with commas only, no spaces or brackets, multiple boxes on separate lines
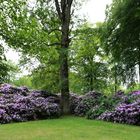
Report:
0,116,140,140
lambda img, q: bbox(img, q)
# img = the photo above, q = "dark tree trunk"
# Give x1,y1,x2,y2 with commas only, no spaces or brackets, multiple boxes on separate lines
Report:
138,52,140,84
138,63,140,84
60,24,70,114
60,50,69,114
138,47,140,84
54,0,73,114
90,76,93,91
114,64,117,93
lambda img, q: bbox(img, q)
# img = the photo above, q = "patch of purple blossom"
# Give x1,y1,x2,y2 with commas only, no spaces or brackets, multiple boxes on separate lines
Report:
98,100,140,125
130,90,140,95
73,91,104,116
0,84,61,124
0,84,29,95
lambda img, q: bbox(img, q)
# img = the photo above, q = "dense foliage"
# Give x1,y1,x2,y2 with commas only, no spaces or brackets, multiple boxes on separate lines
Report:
0,46,9,84
98,91,140,125
70,23,109,93
73,91,104,116
103,0,140,86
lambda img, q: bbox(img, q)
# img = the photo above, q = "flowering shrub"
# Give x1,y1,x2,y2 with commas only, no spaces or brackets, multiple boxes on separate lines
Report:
113,90,125,99
0,84,61,124
73,91,105,116
86,97,115,119
29,91,60,104
98,100,140,125
86,105,106,119
69,93,82,114
128,90,140,102
0,109,12,124
86,90,140,125
71,90,140,126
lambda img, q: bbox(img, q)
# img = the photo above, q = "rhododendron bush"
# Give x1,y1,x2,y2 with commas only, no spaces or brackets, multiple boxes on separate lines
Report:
0,84,61,124
73,91,105,116
98,90,140,125
70,90,140,126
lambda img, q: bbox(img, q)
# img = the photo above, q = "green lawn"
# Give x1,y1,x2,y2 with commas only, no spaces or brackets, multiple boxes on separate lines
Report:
0,116,140,140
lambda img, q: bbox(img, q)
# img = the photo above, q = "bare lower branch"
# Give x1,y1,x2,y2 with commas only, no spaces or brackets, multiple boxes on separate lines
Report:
47,42,61,46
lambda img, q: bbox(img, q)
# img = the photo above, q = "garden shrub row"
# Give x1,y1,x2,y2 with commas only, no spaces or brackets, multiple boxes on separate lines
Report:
1,83,140,125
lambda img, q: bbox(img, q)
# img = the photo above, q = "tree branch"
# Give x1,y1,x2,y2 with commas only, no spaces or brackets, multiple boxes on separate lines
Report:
48,28,62,34
61,0,66,11
54,0,62,20
68,0,73,7
47,42,61,46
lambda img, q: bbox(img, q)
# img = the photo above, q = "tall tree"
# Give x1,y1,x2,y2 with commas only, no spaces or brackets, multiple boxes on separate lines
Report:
103,0,140,87
54,0,73,113
0,0,84,113
70,23,108,93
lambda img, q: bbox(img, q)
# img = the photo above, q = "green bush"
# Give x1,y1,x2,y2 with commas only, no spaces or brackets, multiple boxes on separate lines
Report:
86,105,106,119
86,97,118,119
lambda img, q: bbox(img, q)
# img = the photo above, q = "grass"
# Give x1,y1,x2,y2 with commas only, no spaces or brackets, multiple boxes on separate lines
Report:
0,116,140,140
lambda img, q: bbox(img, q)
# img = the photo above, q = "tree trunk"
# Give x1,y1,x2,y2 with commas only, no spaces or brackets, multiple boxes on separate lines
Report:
60,23,70,114
60,53,69,114
138,64,140,83
54,0,73,114
138,47,140,84
114,64,117,93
